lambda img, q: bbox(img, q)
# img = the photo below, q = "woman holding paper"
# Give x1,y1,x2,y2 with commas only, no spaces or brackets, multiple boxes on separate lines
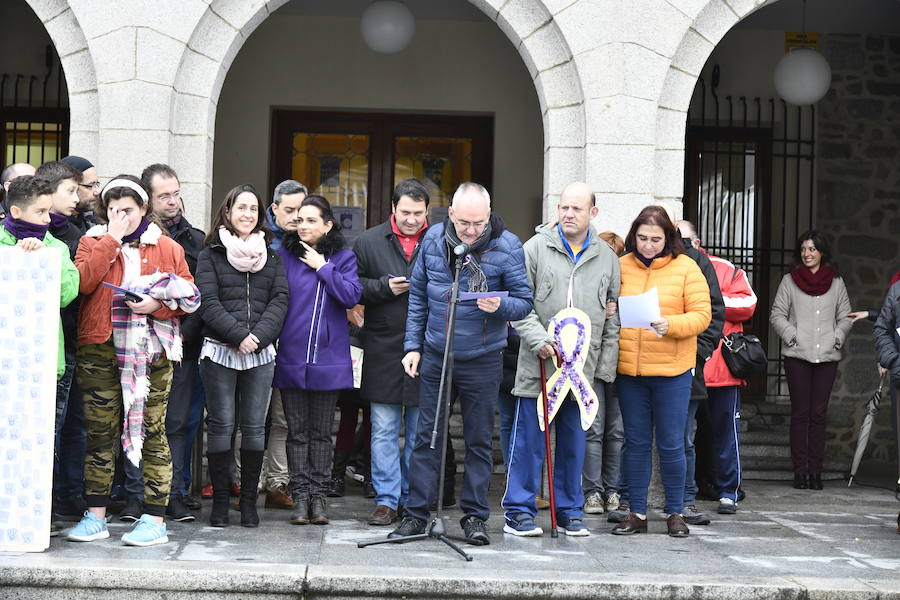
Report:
273,195,362,526
611,205,711,538
770,231,852,491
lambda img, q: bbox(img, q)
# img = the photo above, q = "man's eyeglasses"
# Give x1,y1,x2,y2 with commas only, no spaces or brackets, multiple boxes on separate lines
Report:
79,182,101,191
455,219,487,231
157,191,182,202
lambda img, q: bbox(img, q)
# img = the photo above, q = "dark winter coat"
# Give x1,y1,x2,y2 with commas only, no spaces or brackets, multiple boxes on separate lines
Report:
874,281,900,383
683,244,725,400
404,215,533,361
50,218,84,356
274,246,362,391
353,220,423,407
195,234,289,350
167,216,207,358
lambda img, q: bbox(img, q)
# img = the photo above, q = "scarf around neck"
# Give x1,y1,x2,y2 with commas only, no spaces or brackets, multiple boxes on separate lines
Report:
122,217,151,244
636,251,666,268
444,218,492,292
791,264,835,296
3,215,49,241
161,212,183,232
49,212,69,231
218,227,268,273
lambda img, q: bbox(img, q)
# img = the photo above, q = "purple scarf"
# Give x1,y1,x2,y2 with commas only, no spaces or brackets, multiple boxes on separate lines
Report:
3,215,49,241
636,251,666,267
49,212,69,231
122,217,151,244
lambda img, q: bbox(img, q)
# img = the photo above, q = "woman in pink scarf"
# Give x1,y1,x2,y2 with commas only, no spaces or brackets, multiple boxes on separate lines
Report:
195,184,289,527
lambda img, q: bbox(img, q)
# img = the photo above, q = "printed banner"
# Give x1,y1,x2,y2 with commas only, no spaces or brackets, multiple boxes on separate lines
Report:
0,246,61,552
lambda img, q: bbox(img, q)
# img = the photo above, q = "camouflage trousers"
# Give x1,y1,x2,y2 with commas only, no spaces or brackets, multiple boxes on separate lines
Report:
76,340,174,516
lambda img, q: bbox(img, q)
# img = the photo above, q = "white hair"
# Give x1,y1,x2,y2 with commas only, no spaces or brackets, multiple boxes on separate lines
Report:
450,182,490,209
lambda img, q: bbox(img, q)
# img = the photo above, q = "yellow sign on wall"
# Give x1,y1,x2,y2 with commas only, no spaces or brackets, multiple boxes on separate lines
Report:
785,32,819,52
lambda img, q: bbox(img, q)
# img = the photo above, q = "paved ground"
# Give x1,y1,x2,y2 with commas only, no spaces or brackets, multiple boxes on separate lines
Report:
2,474,899,599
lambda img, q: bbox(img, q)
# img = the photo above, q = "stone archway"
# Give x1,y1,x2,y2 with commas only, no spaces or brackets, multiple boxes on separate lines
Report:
171,0,585,225
24,0,99,162
653,0,771,205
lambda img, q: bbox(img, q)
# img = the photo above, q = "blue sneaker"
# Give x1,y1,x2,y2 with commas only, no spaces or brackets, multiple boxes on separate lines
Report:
121,514,168,547
503,512,543,537
557,515,590,537
67,512,110,542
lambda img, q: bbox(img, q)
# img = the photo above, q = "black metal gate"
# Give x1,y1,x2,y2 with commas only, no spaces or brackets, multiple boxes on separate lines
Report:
683,65,816,402
0,44,69,167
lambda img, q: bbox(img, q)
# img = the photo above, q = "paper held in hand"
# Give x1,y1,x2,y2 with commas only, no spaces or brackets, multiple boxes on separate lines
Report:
618,286,662,331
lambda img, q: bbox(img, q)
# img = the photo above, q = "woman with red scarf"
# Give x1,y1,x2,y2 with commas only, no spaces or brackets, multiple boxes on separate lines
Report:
770,231,852,491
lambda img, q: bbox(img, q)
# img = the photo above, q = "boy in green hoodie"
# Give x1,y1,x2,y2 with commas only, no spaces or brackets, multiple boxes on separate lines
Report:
0,175,79,379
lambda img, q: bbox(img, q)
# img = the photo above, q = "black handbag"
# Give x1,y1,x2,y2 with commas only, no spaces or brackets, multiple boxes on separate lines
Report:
721,332,767,379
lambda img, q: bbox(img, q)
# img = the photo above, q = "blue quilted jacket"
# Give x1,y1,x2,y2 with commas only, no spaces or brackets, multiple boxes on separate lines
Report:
404,215,533,361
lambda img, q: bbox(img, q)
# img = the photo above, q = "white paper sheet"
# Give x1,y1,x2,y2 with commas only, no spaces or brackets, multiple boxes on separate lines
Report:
0,246,61,552
618,286,662,331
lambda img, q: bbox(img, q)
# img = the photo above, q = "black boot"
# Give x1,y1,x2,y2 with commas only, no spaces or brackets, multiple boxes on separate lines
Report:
809,473,823,490
309,495,329,525
793,473,809,490
207,450,232,527
239,449,264,527
328,450,350,498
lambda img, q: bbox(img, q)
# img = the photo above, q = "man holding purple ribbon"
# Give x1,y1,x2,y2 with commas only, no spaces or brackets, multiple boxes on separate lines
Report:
501,182,620,537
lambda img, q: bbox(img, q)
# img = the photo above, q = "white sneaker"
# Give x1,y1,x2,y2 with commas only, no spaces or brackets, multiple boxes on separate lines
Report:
583,492,605,514
605,492,621,513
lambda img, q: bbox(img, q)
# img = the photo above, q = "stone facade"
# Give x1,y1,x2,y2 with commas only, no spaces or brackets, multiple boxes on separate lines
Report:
818,33,900,466
21,0,770,232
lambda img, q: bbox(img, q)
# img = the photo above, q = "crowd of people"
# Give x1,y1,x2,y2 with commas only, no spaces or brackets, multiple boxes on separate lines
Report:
1,156,894,548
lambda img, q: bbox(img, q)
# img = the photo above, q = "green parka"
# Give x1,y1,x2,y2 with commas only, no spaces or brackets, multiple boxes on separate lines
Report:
0,225,80,378
512,223,621,399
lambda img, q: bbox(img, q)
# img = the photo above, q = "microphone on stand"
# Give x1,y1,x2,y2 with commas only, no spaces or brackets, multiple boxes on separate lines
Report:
453,243,470,257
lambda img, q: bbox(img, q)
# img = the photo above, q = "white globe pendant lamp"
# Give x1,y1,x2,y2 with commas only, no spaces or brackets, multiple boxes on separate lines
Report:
772,0,831,106
360,1,416,54
774,47,832,106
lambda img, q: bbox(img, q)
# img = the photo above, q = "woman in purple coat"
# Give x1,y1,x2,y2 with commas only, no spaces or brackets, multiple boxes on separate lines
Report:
274,195,362,525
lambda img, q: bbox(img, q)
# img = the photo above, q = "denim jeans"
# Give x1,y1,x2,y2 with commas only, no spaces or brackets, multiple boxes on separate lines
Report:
200,359,275,454
406,350,500,522
496,389,517,470
165,360,201,497
582,379,624,498
370,402,419,510
617,371,691,515
54,362,86,499
181,369,206,494
682,396,701,505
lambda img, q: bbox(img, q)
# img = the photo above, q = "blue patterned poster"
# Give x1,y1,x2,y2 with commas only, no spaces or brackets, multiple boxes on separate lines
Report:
0,247,61,552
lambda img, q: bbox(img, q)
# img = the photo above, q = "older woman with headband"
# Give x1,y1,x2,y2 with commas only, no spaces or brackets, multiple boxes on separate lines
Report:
67,175,199,547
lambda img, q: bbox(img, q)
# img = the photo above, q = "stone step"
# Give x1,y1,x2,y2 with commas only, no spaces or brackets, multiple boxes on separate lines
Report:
740,429,791,446
741,455,847,473
742,469,846,481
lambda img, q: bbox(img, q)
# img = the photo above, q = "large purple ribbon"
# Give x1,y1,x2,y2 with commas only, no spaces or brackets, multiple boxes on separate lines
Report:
539,310,598,431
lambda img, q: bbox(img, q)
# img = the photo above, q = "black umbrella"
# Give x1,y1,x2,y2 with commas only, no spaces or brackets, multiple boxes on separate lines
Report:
848,373,887,487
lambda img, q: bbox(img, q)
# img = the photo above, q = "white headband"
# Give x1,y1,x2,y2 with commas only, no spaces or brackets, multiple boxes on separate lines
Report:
101,178,149,202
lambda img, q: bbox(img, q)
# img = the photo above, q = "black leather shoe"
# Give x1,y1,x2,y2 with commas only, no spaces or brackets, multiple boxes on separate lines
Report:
809,473,823,490
166,494,196,522
182,495,201,510
327,476,345,498
389,516,426,539
460,515,490,545
309,495,329,525
290,498,310,525
119,497,143,522
793,474,809,489
363,480,376,499
610,513,648,535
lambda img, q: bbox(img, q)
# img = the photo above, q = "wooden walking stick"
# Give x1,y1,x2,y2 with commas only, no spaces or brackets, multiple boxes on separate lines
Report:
539,346,562,538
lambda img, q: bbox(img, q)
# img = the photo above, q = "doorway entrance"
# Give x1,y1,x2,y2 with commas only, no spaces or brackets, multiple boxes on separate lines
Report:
269,110,493,241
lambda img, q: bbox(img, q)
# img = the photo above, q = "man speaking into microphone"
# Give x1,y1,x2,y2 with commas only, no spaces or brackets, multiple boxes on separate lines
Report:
390,182,533,545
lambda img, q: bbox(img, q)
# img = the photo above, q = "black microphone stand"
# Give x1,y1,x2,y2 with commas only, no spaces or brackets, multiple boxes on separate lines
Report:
358,253,473,561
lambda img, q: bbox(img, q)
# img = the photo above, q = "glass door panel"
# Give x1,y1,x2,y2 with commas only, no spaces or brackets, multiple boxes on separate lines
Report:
291,132,369,245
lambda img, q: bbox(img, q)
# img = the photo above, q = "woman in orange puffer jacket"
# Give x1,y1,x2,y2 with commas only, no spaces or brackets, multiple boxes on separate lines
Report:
610,206,711,539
